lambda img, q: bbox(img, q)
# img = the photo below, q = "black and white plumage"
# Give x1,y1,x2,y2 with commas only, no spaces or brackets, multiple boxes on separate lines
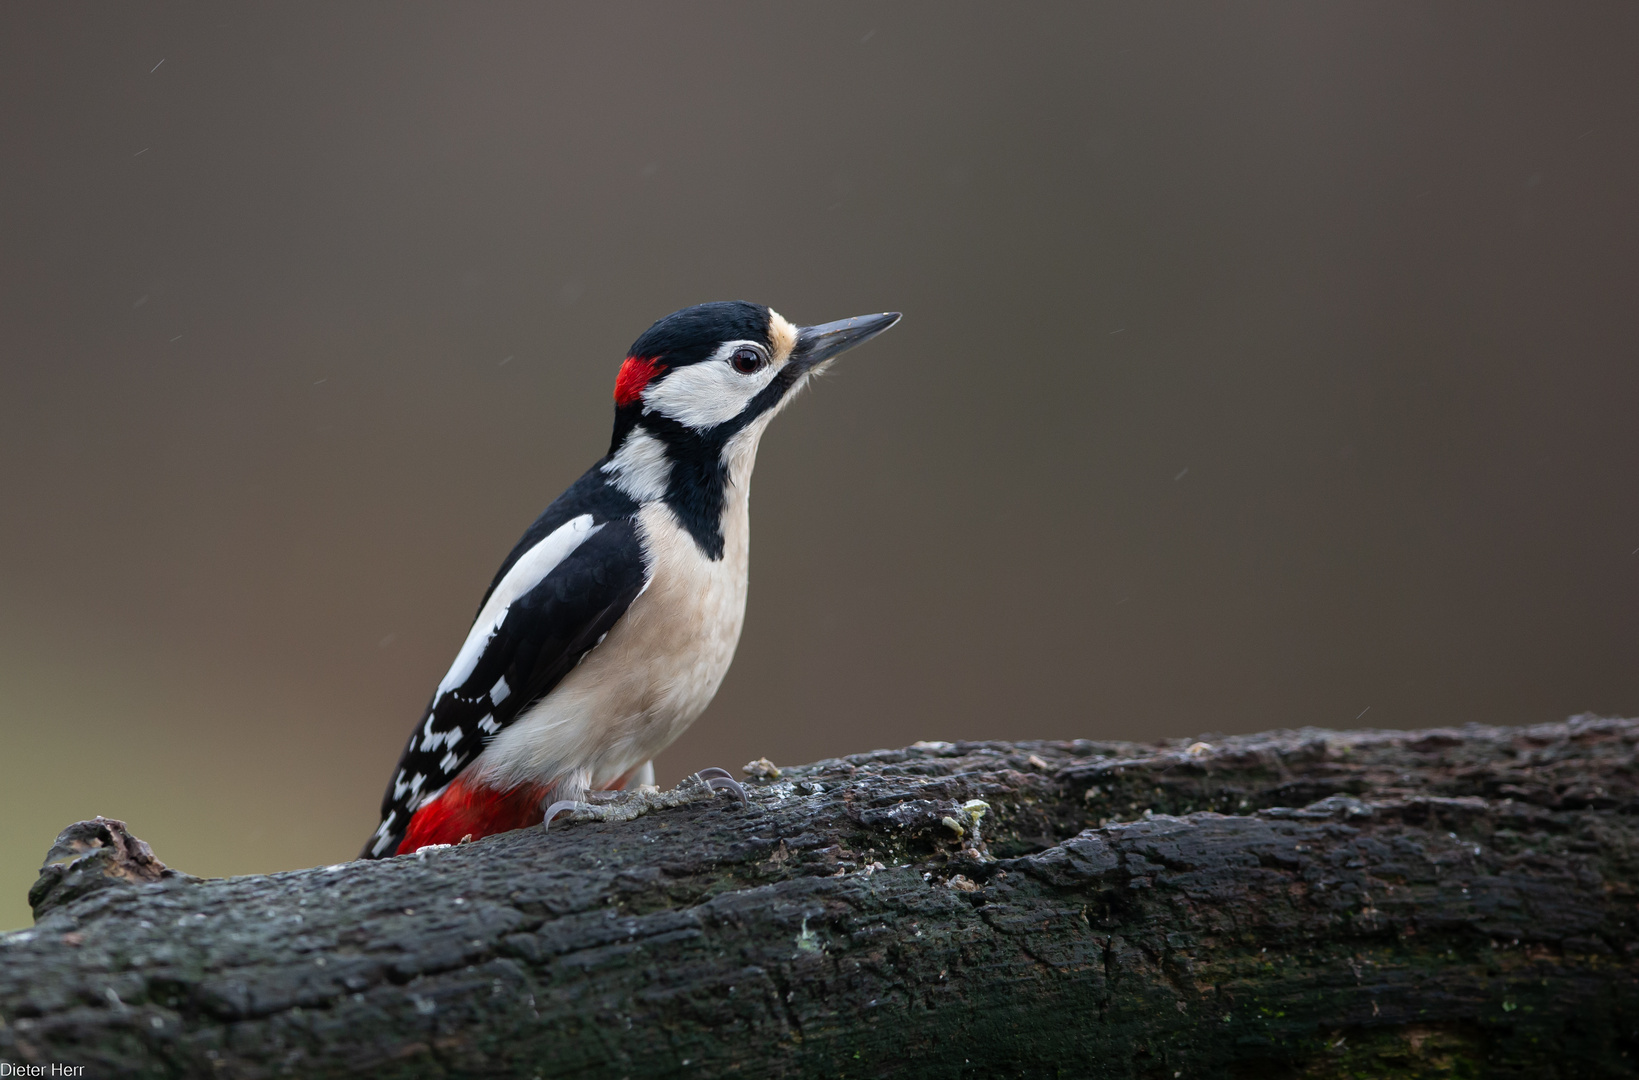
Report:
362,301,899,858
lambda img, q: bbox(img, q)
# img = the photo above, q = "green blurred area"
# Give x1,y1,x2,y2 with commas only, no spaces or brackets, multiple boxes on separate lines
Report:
0,631,366,930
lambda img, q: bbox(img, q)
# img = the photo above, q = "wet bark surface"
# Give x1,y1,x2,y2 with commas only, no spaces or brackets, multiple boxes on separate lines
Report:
4,716,1639,1079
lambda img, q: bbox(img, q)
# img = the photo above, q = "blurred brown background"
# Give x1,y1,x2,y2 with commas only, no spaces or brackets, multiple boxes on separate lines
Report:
2,4,1636,929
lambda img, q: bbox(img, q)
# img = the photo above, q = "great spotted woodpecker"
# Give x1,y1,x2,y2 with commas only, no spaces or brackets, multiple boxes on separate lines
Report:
362,302,900,858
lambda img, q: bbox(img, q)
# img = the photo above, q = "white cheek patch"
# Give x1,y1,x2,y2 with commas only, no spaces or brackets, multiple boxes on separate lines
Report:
641,340,781,430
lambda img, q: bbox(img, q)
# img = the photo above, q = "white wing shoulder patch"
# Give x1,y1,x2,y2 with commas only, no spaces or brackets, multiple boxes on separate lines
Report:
434,514,603,701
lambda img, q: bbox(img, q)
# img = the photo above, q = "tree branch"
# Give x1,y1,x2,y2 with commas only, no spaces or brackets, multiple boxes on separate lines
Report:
4,716,1638,1077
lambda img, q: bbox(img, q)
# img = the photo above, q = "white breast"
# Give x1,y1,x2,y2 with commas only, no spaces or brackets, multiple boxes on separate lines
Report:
469,425,763,802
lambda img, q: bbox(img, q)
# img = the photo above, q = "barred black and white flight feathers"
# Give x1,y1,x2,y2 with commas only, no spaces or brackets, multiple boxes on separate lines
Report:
364,470,647,858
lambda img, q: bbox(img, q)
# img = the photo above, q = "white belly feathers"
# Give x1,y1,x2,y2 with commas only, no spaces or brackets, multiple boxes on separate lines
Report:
469,457,755,802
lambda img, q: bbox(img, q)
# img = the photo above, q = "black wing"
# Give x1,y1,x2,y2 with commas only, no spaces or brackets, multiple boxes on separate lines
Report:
363,503,646,858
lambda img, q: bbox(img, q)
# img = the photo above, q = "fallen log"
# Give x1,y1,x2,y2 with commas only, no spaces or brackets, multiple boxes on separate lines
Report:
4,716,1638,1078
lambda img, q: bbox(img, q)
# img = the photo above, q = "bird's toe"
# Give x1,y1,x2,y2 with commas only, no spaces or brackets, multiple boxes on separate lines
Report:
695,768,749,803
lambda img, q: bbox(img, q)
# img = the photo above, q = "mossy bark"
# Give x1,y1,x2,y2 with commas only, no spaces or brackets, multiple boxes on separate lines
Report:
4,717,1638,1078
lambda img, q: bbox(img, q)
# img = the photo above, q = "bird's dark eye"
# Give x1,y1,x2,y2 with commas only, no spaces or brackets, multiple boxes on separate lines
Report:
730,346,766,375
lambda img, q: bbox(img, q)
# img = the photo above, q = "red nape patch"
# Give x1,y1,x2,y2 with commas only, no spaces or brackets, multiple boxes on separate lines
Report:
613,355,666,406
397,777,553,854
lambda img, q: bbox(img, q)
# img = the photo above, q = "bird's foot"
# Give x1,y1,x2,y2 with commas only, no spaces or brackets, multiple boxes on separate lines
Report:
543,767,747,830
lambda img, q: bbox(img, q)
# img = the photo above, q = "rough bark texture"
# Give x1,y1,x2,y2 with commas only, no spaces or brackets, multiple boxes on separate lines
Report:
4,717,1639,1079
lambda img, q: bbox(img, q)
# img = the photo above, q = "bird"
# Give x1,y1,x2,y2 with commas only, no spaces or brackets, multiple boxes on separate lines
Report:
361,301,900,858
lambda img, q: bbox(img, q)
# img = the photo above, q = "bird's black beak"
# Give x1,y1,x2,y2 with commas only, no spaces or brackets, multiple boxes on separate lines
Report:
793,312,901,372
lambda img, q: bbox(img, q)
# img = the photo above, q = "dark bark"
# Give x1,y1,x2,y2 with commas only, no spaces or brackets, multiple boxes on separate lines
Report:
4,717,1639,1079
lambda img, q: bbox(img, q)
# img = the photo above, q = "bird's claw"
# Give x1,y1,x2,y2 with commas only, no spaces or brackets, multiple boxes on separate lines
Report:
694,767,748,803
542,800,583,829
